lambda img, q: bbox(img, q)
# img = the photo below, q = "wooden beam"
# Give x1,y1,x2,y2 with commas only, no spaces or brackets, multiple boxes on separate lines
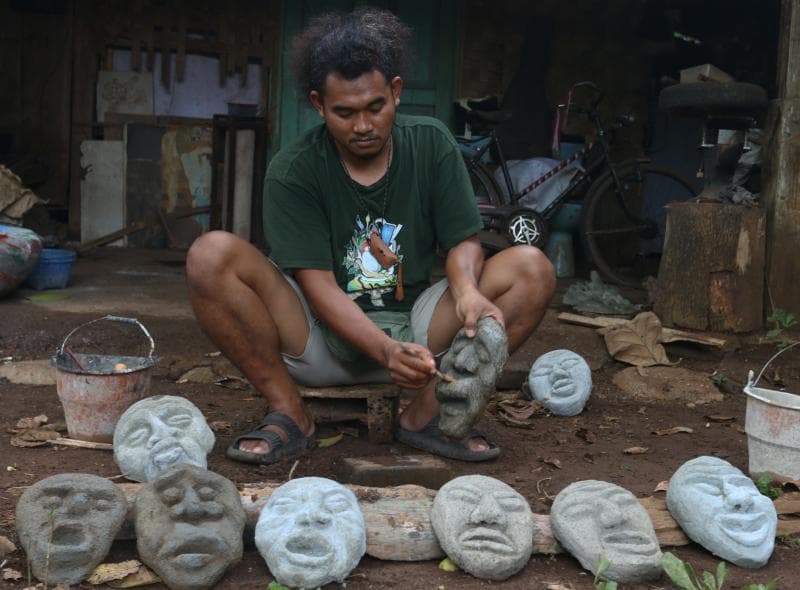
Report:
764,0,800,312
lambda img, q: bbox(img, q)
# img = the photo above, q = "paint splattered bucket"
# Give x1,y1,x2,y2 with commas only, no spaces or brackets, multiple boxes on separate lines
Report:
50,315,158,443
743,342,800,482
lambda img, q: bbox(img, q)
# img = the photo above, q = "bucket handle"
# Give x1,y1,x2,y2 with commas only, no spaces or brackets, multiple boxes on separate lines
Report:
58,315,156,359
747,341,800,388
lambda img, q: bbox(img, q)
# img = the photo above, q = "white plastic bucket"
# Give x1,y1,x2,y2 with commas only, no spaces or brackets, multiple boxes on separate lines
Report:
743,342,800,482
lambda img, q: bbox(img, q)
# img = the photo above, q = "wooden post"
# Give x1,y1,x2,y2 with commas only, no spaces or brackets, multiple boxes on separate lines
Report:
653,202,766,332
763,0,800,313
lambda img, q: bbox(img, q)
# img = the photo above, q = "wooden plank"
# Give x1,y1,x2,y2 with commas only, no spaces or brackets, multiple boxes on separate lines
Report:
298,385,400,400
557,312,727,348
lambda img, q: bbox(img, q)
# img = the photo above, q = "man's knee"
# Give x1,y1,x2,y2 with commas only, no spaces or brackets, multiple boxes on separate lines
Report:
186,231,242,289
506,245,556,302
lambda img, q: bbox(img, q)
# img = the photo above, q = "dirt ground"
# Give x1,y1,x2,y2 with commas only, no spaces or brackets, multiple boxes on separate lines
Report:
1,248,799,590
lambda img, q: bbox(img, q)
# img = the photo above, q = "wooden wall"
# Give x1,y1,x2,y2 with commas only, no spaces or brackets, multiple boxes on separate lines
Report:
0,0,280,237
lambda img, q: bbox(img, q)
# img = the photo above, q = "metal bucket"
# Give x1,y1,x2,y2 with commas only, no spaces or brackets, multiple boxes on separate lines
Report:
50,315,158,443
743,342,800,482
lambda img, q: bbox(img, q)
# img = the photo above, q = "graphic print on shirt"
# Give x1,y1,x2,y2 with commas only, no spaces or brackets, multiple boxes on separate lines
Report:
342,215,403,307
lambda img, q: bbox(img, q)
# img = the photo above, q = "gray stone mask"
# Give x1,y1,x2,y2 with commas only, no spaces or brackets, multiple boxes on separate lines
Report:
114,395,215,482
16,473,128,585
255,477,366,589
135,464,245,590
551,480,662,583
528,349,592,416
667,456,777,568
436,317,508,439
431,474,533,580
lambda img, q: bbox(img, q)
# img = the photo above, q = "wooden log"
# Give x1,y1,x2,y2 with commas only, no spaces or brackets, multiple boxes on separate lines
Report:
557,312,727,348
653,202,766,332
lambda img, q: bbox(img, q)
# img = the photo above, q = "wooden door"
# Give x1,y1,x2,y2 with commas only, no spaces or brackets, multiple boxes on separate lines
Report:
275,0,460,151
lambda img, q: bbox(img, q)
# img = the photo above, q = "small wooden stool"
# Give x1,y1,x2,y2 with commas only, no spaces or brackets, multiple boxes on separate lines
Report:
298,384,400,444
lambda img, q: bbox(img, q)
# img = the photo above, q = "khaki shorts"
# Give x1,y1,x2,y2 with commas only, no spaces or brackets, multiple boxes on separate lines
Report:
281,274,449,387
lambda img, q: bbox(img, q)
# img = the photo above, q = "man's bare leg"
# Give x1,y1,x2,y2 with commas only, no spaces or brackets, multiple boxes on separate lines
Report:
186,231,313,455
399,245,555,447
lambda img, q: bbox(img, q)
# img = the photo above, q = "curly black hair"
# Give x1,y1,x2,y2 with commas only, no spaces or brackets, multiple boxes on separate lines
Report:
290,6,413,97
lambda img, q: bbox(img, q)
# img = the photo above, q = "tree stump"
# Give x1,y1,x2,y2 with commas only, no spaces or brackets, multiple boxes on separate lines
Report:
653,202,765,332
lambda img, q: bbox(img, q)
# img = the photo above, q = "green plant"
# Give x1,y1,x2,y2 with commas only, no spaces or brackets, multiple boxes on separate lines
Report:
267,582,291,590
766,308,798,349
755,475,783,500
661,552,727,590
594,555,618,590
741,582,777,590
710,372,728,386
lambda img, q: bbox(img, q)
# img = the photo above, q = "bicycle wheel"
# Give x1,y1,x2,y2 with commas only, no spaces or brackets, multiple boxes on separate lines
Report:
465,160,502,207
581,161,697,287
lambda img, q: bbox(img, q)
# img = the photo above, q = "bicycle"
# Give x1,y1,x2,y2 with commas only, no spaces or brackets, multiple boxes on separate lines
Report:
457,81,699,287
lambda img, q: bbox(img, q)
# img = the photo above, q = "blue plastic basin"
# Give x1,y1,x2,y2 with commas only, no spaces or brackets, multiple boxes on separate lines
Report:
25,248,77,290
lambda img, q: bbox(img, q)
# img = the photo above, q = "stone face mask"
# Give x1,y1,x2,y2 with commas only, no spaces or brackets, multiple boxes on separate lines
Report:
431,474,533,581
255,476,366,589
436,317,508,439
135,464,245,590
551,480,662,583
528,349,592,416
16,473,128,585
114,395,215,482
667,456,777,568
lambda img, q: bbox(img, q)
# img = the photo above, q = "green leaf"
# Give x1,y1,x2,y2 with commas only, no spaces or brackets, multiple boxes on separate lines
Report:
596,555,610,577
438,557,458,572
661,552,700,590
715,561,727,587
267,582,291,590
702,570,718,590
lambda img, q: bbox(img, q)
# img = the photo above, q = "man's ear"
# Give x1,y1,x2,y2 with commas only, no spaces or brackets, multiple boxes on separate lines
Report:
390,76,403,107
309,91,325,117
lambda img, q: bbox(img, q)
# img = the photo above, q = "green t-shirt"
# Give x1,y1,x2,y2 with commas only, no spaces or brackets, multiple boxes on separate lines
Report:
264,114,481,313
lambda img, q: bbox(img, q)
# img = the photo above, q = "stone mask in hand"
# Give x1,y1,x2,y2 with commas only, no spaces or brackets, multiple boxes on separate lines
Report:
114,395,215,482
16,473,128,585
436,317,508,439
551,480,662,582
255,476,366,589
667,456,777,568
431,474,533,580
135,464,245,590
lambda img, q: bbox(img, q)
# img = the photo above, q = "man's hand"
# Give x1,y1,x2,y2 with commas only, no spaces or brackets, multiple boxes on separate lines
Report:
455,286,505,338
382,341,436,389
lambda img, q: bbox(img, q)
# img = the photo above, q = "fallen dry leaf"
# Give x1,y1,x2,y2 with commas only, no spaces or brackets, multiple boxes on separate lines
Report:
106,563,161,588
545,584,575,590
623,446,649,455
0,535,16,557
542,457,563,469
209,420,232,433
10,428,61,447
705,415,736,423
575,428,597,443
653,426,694,436
87,560,142,584
13,414,48,431
598,311,675,367
205,351,222,357
176,366,217,384
214,376,249,390
490,398,545,428
2,568,22,581
654,480,669,492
